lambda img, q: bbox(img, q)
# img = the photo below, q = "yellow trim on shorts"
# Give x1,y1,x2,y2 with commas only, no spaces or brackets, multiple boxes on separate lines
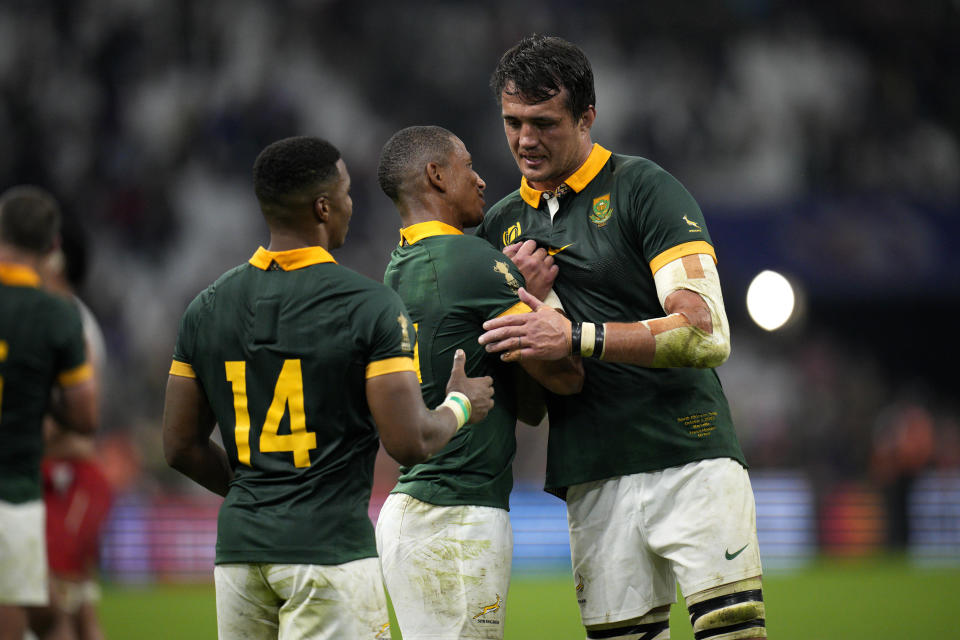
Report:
169,359,197,378
649,241,716,275
365,357,416,379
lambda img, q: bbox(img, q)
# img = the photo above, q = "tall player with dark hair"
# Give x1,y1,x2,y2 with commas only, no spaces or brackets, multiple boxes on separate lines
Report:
162,136,494,639
0,186,98,640
478,35,766,640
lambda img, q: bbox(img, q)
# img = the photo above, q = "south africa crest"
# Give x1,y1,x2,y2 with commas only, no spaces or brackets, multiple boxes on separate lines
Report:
590,194,612,227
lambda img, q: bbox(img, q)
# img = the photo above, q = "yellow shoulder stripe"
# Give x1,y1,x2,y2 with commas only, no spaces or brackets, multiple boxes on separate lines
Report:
366,356,415,379
58,362,93,386
649,241,716,275
497,301,531,317
169,359,197,378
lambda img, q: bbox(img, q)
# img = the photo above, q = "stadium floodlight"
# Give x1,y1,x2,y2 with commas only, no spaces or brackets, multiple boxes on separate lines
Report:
746,270,796,331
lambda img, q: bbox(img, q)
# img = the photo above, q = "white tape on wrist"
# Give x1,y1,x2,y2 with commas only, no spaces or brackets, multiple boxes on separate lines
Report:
580,322,597,357
439,391,472,430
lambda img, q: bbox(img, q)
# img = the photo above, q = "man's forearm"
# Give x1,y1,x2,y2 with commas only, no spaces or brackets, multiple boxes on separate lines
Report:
168,441,233,497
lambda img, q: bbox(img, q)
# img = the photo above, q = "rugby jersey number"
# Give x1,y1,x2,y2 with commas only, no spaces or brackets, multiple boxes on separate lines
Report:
224,359,317,468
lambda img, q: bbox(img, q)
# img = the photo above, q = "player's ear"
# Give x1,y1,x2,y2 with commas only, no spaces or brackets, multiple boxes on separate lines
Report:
426,162,445,192
579,105,596,132
314,196,329,223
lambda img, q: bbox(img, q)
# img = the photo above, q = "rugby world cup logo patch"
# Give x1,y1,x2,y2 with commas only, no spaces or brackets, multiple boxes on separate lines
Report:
502,222,521,246
590,194,612,227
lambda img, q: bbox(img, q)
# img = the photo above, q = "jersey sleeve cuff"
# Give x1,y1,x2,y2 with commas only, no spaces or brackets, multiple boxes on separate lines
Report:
365,356,416,379
169,359,197,378
57,362,93,386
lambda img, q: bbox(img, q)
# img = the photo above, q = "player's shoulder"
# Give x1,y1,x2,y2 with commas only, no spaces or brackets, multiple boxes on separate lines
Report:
609,152,669,181
483,189,524,221
333,263,406,307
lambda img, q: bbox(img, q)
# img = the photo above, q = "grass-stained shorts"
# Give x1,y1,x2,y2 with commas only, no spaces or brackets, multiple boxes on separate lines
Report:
214,558,389,640
376,493,512,639
566,458,762,626
0,498,48,606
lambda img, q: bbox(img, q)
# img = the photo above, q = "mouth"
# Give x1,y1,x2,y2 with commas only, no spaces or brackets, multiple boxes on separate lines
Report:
519,154,545,170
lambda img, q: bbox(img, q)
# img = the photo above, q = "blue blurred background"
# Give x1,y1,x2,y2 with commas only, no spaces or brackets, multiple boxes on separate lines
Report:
3,0,958,581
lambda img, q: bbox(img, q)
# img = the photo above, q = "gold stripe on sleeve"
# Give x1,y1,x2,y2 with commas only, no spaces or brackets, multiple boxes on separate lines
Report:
366,356,416,379
169,360,197,378
57,362,94,386
497,301,532,318
649,241,716,275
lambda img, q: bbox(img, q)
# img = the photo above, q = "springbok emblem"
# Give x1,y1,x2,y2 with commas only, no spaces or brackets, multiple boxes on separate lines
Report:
682,214,701,231
473,594,502,620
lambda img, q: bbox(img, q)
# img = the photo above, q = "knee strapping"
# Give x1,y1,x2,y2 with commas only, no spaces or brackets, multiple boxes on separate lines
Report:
586,608,670,640
687,584,766,640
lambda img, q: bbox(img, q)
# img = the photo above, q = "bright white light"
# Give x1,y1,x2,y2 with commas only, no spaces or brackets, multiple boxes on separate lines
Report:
746,270,796,331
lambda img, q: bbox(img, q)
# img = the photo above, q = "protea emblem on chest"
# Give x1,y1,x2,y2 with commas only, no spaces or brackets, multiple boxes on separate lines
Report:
590,193,612,227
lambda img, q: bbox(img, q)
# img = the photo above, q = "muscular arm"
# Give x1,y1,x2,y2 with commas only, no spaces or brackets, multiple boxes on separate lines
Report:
479,254,731,369
162,374,233,497
367,350,494,466
48,378,98,435
367,372,461,466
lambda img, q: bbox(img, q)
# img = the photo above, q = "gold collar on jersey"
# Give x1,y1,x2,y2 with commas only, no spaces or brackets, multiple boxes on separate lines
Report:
519,143,613,209
248,246,337,271
398,221,462,246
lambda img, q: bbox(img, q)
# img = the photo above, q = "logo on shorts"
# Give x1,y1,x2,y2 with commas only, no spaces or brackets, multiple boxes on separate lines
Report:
575,573,585,605
725,543,749,560
374,622,391,639
493,261,521,291
590,194,612,227
472,594,502,624
502,222,522,246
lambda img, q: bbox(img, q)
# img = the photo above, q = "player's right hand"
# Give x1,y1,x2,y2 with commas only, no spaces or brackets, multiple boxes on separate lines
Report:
446,349,494,424
503,239,557,300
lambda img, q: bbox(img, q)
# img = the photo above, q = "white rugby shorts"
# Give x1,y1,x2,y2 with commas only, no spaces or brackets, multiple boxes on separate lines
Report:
376,493,512,640
566,458,762,626
0,499,47,606
214,558,390,640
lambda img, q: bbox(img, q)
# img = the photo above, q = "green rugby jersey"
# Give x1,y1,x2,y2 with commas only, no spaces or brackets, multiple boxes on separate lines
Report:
0,263,91,503
170,246,417,566
476,144,746,494
384,221,529,510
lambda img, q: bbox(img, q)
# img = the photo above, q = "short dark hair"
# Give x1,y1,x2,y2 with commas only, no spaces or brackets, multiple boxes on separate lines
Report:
253,136,342,213
0,185,61,254
491,34,596,120
377,125,458,203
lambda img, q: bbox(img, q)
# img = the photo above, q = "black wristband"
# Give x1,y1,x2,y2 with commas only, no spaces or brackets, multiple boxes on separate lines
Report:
592,322,605,359
570,321,582,356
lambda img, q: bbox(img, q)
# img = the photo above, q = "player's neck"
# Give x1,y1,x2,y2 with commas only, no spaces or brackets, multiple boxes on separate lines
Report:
266,227,329,252
0,244,45,271
400,203,463,232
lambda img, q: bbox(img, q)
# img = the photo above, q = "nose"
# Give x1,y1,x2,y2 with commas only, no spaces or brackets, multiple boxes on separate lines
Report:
518,123,538,149
477,175,486,191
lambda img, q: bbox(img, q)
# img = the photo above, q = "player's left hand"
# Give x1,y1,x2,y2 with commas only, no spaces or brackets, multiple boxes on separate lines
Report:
479,287,571,361
503,240,557,300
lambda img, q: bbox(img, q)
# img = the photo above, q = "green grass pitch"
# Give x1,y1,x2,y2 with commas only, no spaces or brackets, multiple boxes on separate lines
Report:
98,557,958,639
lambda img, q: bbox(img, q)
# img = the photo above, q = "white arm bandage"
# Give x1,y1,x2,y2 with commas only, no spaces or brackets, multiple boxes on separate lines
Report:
643,254,731,368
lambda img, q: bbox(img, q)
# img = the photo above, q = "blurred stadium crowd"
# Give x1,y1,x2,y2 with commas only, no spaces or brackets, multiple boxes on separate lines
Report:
2,0,958,554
